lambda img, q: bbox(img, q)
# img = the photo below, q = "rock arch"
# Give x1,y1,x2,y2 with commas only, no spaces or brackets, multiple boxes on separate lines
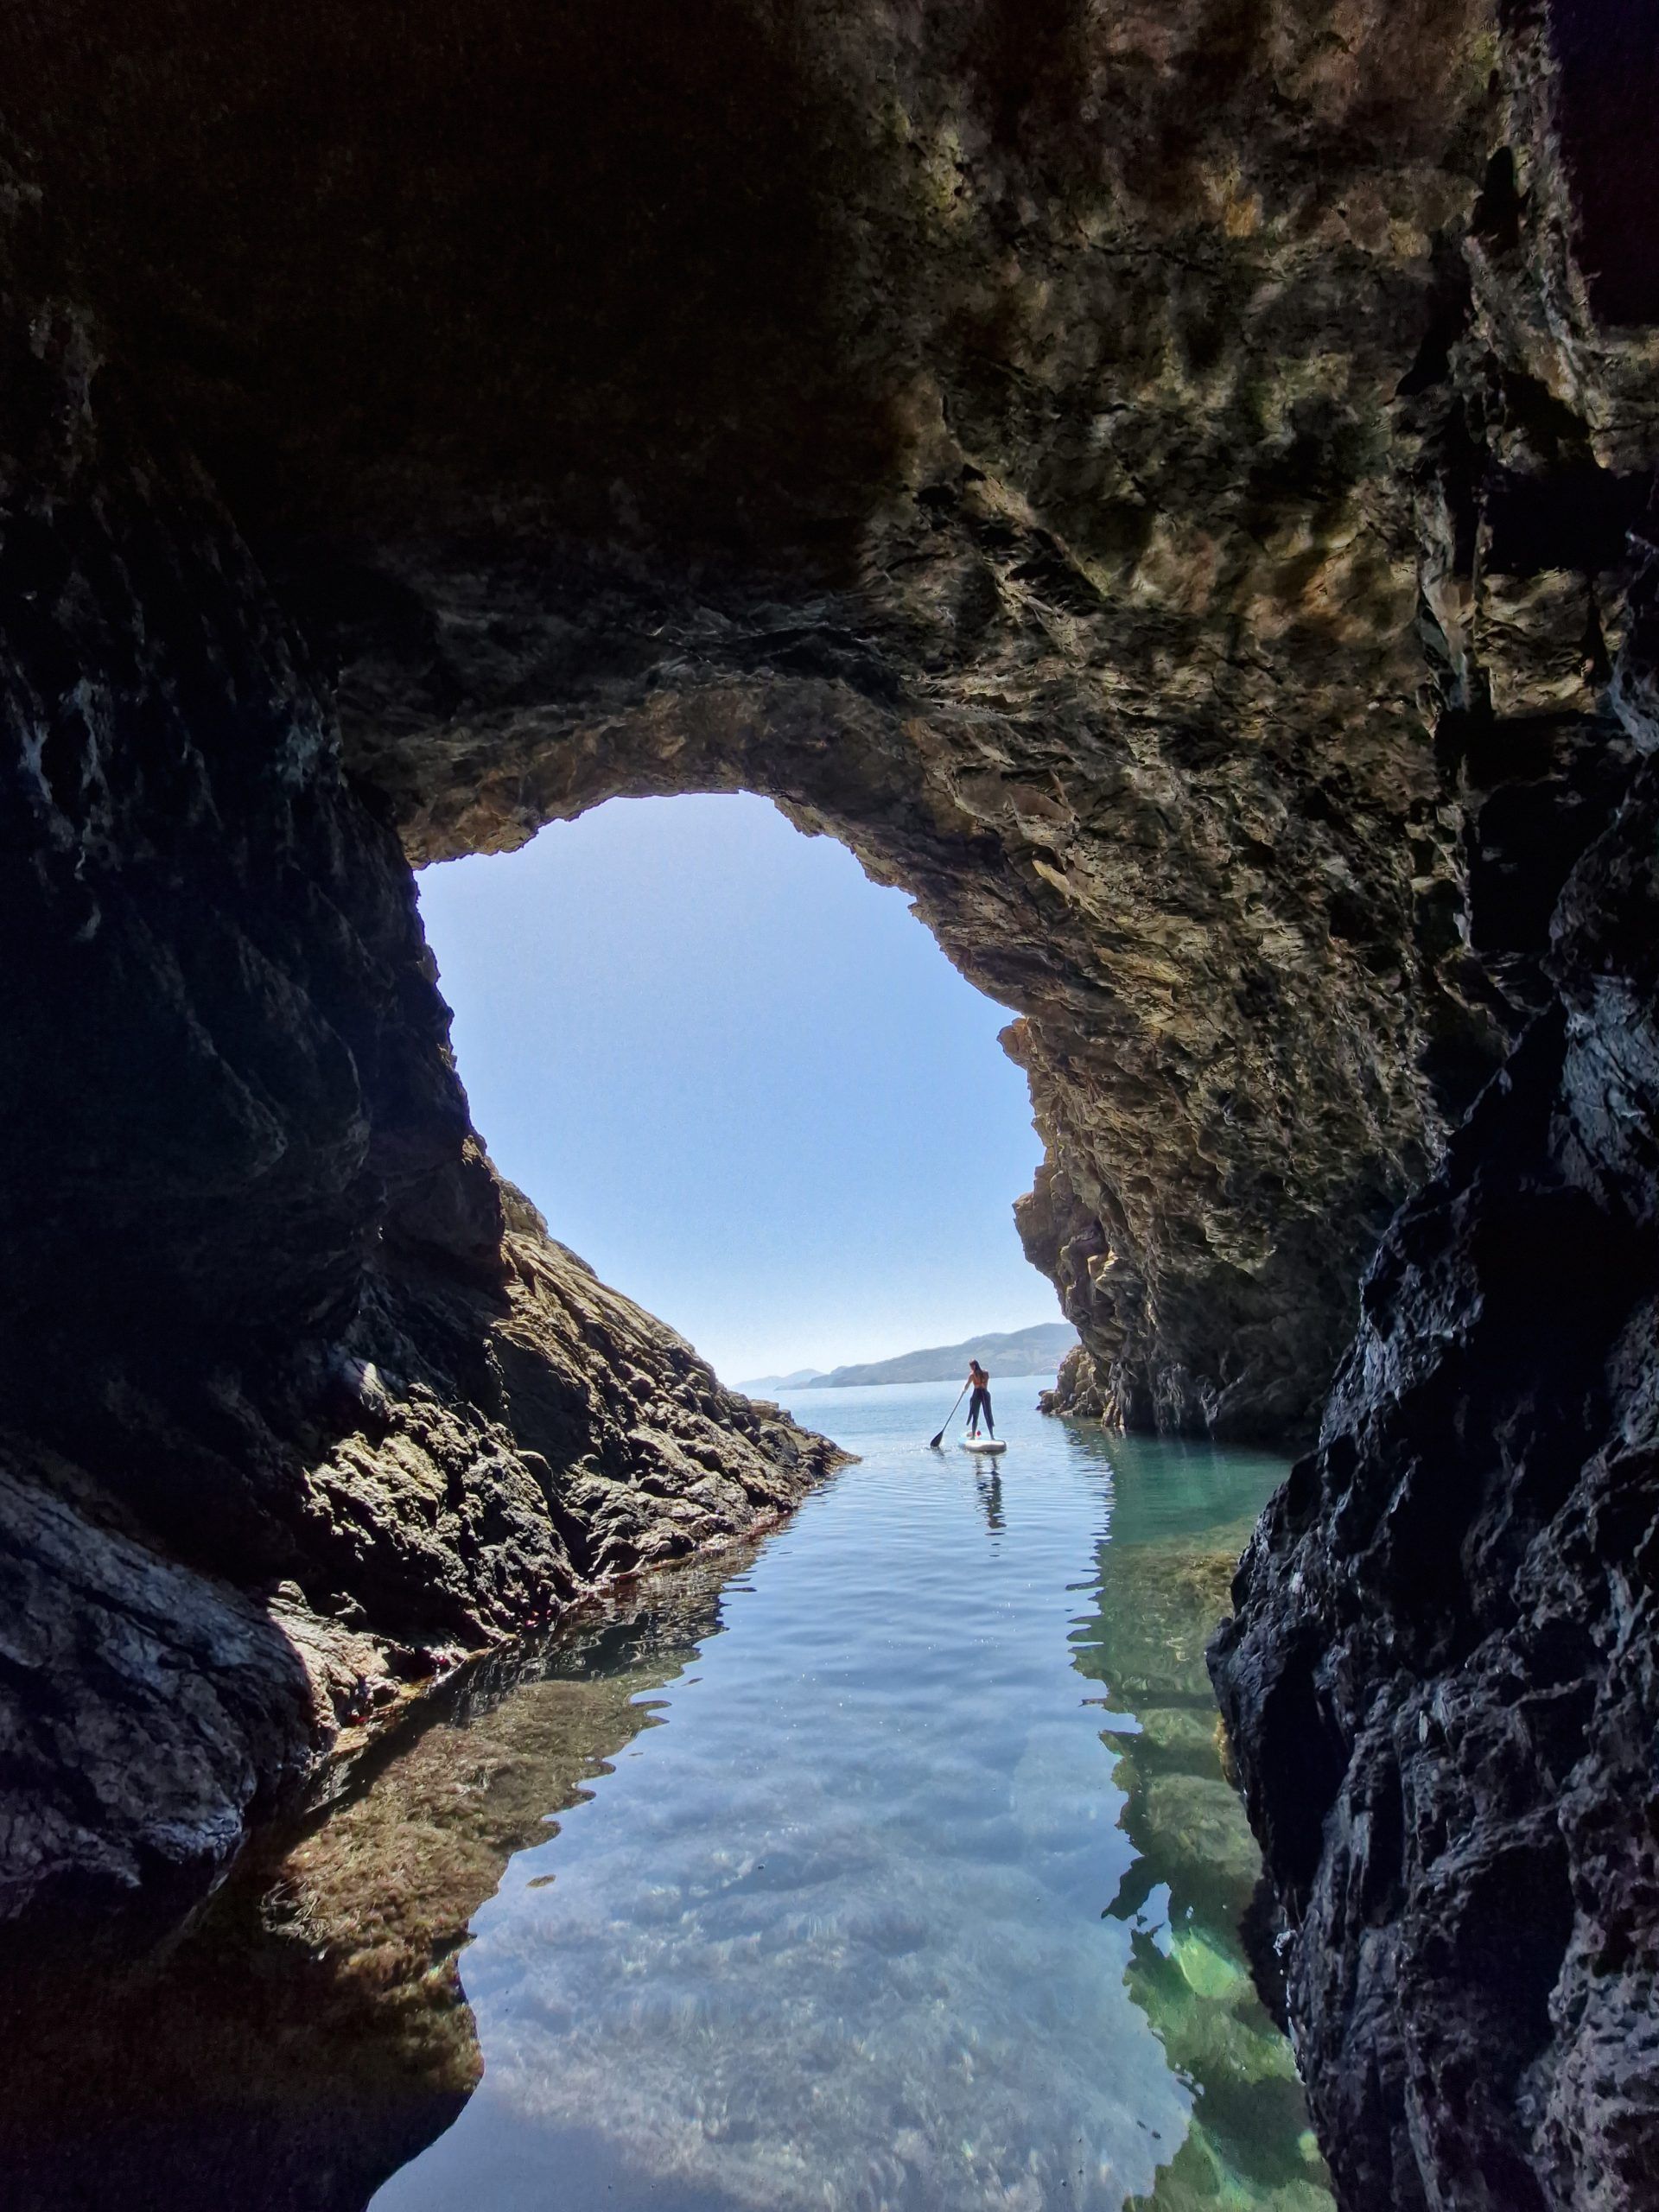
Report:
8,0,1520,1438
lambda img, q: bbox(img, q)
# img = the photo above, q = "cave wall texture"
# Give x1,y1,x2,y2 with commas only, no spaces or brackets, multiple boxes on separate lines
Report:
2,0,1657,2205
0,153,842,1938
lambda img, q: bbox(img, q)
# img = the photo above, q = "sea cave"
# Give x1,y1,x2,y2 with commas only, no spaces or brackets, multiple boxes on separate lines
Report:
3,3,1656,2207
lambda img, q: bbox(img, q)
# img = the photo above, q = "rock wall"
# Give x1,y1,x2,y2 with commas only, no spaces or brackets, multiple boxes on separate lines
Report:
0,165,840,1937
1212,745,1659,2212
3,0,1538,1445
1212,11,1659,2202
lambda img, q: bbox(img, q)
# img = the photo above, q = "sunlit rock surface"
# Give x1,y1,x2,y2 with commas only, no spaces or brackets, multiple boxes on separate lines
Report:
0,1172,837,1936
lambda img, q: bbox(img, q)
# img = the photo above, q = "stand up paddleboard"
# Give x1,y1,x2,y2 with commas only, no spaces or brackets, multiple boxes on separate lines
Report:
960,1438,1007,1455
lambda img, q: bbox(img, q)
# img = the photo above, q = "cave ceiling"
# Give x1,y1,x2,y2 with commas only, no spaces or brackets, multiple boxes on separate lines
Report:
5,0,1656,1440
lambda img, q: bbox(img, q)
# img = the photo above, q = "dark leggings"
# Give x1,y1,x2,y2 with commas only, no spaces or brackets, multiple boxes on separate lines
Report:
968,1386,994,1435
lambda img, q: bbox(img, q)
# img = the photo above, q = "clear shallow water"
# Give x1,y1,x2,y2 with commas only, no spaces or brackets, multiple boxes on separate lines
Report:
370,1382,1331,2212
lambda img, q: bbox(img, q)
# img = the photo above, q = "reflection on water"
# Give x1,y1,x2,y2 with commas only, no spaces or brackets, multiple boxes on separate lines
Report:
370,1384,1328,2212
1066,1429,1332,2210
0,1560,760,2212
1,1383,1331,2212
976,1465,1005,1534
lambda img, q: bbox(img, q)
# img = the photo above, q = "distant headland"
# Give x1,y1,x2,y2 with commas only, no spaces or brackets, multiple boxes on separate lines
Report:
741,1322,1077,1395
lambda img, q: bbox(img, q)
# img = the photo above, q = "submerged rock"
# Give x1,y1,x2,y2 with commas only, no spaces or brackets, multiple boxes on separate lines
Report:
1172,1927,1245,2004
0,1562,745,2212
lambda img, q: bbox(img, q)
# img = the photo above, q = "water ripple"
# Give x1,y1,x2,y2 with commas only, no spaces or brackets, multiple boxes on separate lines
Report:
370,1382,1330,2212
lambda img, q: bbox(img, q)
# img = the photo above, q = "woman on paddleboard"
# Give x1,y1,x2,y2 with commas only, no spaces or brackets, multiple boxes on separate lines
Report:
966,1360,995,1440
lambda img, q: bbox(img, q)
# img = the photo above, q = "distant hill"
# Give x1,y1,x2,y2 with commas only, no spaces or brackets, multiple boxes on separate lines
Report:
736,1366,828,1395
796,1322,1077,1391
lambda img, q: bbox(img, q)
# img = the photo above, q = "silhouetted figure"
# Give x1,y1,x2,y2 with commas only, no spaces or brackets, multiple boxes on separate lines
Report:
966,1359,995,1439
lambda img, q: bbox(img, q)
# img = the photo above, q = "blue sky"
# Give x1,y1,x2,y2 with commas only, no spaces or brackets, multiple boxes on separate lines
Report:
416,794,1057,1383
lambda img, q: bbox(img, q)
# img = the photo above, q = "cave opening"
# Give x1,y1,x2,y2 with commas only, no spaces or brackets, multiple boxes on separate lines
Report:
415,791,1057,1390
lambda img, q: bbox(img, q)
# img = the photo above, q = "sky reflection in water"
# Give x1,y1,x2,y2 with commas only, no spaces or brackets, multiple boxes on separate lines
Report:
372,1382,1331,2212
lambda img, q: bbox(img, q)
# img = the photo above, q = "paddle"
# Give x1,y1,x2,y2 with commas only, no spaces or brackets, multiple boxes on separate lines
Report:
929,1384,969,1450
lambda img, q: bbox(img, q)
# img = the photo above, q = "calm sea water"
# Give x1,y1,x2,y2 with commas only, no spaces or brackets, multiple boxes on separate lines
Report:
365,1380,1331,2212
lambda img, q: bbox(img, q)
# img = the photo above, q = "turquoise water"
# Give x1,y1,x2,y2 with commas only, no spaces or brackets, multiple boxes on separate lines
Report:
370,1381,1330,2212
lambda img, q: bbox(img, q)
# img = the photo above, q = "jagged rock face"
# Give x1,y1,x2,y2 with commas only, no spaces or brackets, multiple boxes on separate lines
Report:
5,0,1538,1441
0,171,841,1934
1211,14,1659,2194
1212,747,1659,2212
0,1200,837,1935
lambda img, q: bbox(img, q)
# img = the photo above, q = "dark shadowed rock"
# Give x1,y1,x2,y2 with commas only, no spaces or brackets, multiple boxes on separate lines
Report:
1212,603,1659,2211
1209,16,1659,2204
2,0,1539,1445
0,158,842,1938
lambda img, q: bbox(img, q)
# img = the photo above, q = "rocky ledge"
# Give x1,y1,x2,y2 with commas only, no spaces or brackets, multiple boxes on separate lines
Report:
0,1178,842,1939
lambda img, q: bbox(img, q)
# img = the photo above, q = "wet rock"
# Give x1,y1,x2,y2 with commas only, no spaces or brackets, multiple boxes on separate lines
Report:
0,1446,322,1936
1212,727,1659,2204
0,1563,744,2212
1039,1342,1108,1421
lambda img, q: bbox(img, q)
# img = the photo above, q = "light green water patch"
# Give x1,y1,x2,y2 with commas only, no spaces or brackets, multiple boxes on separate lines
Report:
1064,1427,1333,2209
